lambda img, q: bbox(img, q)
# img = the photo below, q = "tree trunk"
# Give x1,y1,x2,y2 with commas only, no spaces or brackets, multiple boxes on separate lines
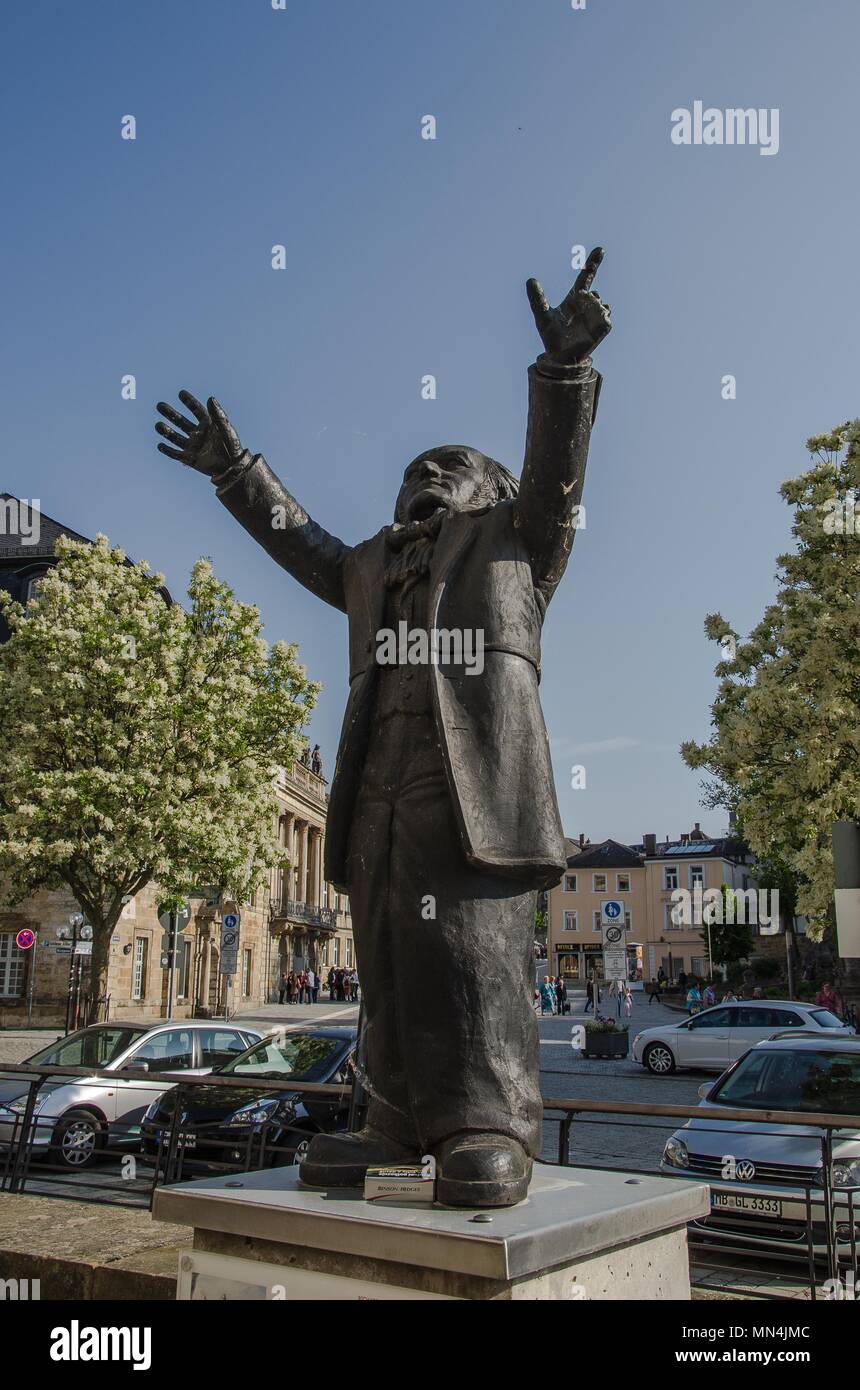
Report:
82,915,116,1025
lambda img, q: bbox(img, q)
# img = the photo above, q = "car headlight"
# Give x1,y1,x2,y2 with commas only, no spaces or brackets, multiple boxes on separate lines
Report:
663,1137,689,1169
5,1092,49,1116
225,1098,294,1128
817,1159,860,1189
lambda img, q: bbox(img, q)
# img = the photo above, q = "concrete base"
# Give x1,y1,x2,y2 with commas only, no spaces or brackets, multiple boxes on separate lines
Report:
153,1163,710,1301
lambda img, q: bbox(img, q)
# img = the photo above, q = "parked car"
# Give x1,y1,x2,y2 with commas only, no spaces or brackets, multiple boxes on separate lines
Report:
631,998,853,1075
660,1036,860,1264
0,1020,262,1170
140,1026,357,1175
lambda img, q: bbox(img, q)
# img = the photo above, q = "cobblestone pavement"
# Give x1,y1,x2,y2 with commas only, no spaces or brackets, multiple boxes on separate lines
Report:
537,989,705,1171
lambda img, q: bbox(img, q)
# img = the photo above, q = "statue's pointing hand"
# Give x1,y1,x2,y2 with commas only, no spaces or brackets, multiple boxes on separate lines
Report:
156,391,243,477
526,247,611,367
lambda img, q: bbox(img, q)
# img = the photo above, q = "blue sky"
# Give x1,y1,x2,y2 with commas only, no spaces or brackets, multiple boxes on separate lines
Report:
2,0,858,844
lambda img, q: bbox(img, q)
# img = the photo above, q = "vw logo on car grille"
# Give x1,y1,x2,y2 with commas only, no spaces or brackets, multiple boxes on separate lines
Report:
735,1160,756,1182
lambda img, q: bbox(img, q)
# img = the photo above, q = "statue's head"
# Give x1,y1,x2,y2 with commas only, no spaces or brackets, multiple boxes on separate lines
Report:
395,445,519,524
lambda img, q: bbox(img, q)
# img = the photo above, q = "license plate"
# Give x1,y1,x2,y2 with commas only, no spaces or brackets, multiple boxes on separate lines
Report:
713,1192,781,1215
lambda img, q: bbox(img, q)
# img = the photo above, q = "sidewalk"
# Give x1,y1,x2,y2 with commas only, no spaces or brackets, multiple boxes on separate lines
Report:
0,1191,189,1299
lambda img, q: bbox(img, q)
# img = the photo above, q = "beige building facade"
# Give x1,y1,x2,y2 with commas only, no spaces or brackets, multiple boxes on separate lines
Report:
548,826,760,988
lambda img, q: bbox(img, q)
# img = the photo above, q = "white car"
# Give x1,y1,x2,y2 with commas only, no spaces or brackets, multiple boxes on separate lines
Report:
631,998,853,1075
0,1019,262,1169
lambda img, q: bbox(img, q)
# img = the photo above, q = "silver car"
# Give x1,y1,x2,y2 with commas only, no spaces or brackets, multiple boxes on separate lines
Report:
0,1019,261,1169
631,997,853,1074
661,1036,860,1264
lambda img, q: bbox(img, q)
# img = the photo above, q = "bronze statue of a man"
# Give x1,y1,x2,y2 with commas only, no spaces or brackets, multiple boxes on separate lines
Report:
156,250,611,1206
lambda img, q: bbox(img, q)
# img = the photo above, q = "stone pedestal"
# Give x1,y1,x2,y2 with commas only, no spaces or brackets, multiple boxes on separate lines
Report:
152,1163,710,1301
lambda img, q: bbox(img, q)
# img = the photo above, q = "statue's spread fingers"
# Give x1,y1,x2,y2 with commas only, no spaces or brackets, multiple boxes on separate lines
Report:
157,442,190,461
208,397,242,457
178,389,210,424
156,421,194,448
157,401,198,435
572,246,605,294
526,277,550,327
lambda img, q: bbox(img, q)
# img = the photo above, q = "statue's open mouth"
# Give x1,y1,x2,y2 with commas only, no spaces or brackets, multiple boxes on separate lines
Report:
408,489,449,521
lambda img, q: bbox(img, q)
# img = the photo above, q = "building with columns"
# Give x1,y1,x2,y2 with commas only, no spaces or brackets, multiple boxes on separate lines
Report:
0,497,353,1026
0,757,353,1027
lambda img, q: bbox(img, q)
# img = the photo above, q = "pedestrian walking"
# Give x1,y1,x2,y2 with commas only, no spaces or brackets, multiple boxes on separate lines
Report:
816,981,840,1014
686,980,703,1015
286,970,296,1004
308,967,318,1004
585,978,595,1014
622,982,633,1020
278,972,288,1005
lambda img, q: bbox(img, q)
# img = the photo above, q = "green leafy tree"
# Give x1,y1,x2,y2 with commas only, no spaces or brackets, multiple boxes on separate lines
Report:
0,535,318,1013
703,887,753,971
682,421,860,941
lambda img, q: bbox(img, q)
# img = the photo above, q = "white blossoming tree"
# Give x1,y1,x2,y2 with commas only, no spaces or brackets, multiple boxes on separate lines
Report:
0,535,318,1015
682,421,860,948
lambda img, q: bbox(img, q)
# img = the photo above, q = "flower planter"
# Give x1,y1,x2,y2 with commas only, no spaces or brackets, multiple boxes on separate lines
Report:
584,1029,629,1059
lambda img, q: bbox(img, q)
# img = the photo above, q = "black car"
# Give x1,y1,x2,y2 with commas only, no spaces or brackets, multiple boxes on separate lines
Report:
140,1027,356,1176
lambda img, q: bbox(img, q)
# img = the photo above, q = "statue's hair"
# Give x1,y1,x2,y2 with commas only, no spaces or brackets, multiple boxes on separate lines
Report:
483,455,520,502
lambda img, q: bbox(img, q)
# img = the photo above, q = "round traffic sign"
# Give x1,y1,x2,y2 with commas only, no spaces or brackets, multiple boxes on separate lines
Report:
603,901,622,920
222,931,237,948
15,928,35,950
605,924,624,947
223,913,239,930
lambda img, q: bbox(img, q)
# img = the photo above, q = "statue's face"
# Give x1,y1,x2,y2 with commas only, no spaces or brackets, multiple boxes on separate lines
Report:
395,446,493,523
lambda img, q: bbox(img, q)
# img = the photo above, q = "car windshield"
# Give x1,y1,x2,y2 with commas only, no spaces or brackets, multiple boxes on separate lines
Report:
810,1008,844,1029
219,1034,344,1082
26,1026,149,1068
711,1049,860,1114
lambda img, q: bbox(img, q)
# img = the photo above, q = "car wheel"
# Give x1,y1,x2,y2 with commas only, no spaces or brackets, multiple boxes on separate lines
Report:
644,1042,676,1075
51,1109,104,1170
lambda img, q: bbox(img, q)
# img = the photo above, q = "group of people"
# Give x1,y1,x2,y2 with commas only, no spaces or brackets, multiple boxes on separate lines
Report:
537,976,569,1015
278,968,318,1004
327,965,359,1002
277,966,360,1005
582,976,633,1016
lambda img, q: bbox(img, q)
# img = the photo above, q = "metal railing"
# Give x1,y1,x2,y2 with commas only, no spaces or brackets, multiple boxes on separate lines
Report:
273,900,338,929
1,1061,858,1298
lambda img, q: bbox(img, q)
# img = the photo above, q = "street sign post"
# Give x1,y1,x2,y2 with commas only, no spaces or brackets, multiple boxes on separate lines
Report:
601,903,628,982
15,928,35,951
220,912,241,977
159,905,190,1016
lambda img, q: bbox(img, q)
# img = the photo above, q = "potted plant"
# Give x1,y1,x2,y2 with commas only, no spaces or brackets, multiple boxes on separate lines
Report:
583,1014,629,1058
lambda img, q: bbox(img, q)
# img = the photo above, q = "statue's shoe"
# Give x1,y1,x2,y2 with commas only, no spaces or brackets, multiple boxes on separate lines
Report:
299,1127,420,1188
434,1132,532,1208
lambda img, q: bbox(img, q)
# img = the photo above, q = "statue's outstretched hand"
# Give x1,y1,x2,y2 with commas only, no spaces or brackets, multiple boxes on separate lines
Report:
156,392,243,476
526,247,611,367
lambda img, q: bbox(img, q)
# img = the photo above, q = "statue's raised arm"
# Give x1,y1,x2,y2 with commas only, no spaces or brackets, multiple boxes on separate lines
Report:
156,391,349,612
516,247,611,597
